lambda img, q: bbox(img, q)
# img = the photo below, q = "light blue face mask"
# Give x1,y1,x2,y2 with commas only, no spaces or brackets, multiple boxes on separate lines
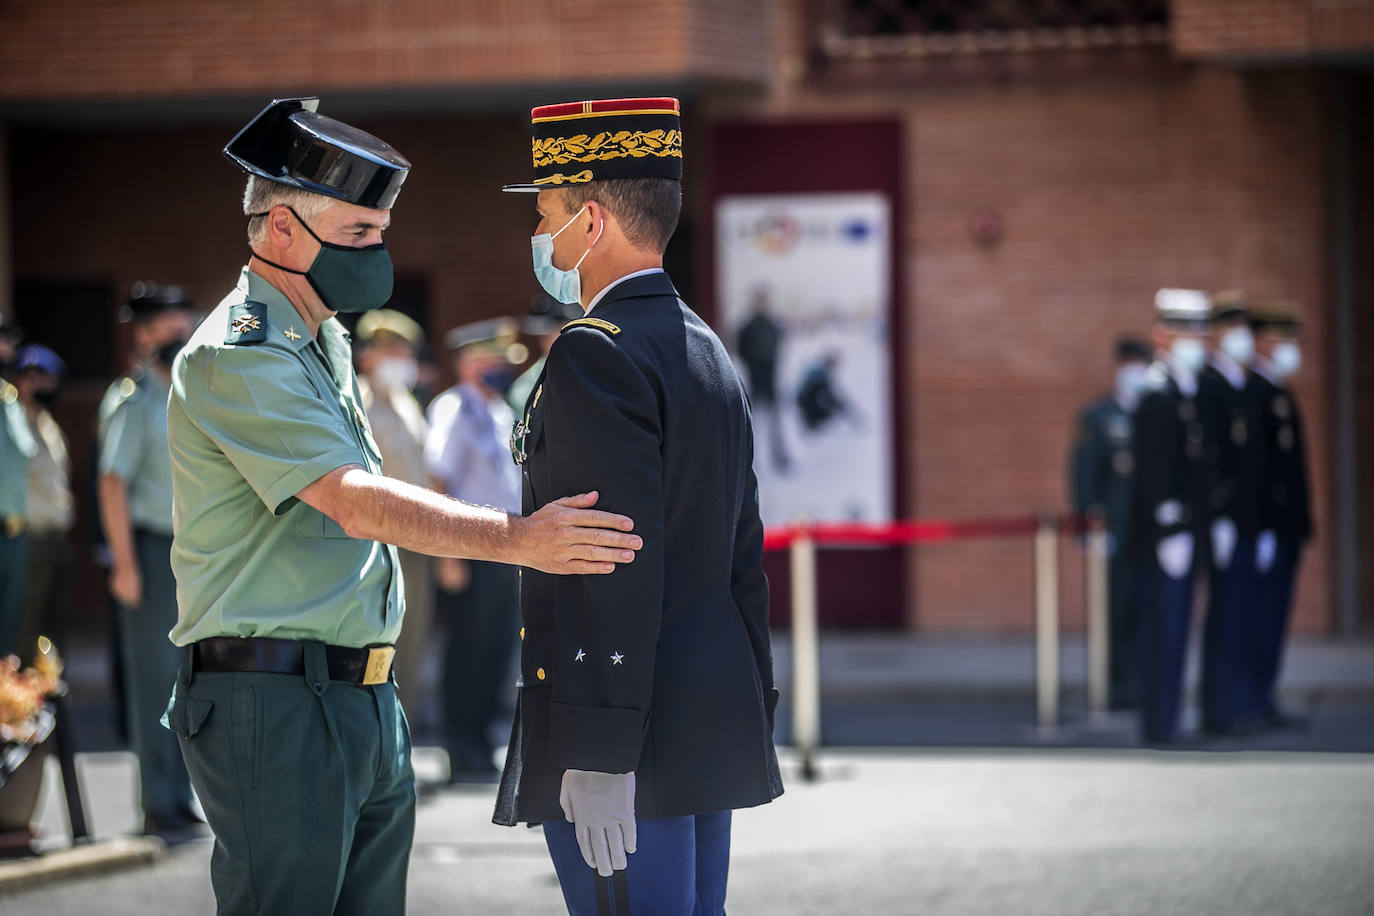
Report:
531,205,602,306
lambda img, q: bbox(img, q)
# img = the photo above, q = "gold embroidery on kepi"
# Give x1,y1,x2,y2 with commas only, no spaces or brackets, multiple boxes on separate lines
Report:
503,97,684,192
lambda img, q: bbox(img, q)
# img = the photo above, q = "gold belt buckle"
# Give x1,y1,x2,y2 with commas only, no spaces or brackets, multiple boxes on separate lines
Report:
362,645,395,686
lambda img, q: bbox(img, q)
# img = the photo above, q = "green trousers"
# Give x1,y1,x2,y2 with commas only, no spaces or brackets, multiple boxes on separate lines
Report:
165,643,415,915
117,531,195,821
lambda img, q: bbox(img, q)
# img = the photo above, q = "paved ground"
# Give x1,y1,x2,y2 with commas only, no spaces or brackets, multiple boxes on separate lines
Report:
5,633,1372,913
6,747,1374,915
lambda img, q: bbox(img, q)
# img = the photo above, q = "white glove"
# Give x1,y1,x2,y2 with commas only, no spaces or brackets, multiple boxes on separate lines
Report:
1211,517,1237,571
1157,532,1194,580
1256,530,1277,574
560,769,637,876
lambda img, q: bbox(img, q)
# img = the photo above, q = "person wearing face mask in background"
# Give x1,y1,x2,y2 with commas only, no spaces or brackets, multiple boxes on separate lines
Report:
353,308,436,730
96,283,203,841
425,318,525,781
1070,336,1152,711
12,344,74,667
0,316,36,659
1246,302,1312,731
1196,291,1268,736
1131,289,1213,745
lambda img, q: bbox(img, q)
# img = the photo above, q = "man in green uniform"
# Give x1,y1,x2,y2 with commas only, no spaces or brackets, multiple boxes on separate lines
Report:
97,283,201,840
1070,336,1151,710
162,97,642,916
0,316,36,657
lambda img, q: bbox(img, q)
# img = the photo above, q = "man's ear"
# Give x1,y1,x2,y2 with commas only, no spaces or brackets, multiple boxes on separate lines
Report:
584,199,610,240
265,205,297,249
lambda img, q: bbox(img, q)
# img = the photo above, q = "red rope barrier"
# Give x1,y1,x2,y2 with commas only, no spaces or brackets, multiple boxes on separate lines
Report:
761,514,1089,551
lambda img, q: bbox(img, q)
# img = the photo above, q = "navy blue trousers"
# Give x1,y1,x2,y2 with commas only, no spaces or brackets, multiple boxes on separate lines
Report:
544,810,732,916
1201,538,1257,730
1252,543,1301,718
1138,556,1195,743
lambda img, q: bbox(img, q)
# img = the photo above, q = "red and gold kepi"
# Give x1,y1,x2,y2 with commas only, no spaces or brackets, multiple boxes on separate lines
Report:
502,97,682,192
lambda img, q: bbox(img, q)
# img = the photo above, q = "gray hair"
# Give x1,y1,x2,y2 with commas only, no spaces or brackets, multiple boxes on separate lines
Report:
243,176,334,246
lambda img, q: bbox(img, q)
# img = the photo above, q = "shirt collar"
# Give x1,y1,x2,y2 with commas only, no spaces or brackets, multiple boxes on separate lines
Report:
1252,355,1285,387
586,268,665,315
242,266,322,354
1208,352,1248,390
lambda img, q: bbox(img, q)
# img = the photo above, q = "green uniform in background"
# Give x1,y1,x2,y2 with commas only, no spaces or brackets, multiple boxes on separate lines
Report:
163,268,411,914
98,364,197,828
1071,394,1142,709
0,379,36,655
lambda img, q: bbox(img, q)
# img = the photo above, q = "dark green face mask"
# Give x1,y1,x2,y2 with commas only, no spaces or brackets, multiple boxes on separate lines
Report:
250,206,394,314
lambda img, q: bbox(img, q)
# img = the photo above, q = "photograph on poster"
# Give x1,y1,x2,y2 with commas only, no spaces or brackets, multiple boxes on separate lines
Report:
716,192,894,527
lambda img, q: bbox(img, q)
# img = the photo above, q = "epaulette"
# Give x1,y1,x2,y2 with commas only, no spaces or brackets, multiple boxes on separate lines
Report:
226,301,268,345
561,316,621,337
0,380,16,405
98,371,143,421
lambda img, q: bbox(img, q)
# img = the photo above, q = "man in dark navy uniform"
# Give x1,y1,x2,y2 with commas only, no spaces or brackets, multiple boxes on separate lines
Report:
1247,302,1312,728
1197,291,1267,734
1070,336,1151,710
497,97,783,915
1132,289,1213,744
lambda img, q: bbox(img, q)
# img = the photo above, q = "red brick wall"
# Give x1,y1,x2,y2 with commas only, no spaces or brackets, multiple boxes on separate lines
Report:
0,0,771,100
1174,0,1374,59
707,57,1338,633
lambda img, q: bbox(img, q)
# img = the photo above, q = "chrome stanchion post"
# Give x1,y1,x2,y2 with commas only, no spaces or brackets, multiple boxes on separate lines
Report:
1034,515,1060,735
790,527,821,782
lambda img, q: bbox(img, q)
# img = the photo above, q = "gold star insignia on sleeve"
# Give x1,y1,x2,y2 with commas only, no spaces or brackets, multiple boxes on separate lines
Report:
284,325,302,342
232,314,263,334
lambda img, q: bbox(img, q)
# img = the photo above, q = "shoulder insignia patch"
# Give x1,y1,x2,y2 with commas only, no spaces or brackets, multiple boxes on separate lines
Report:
226,301,268,346
561,317,621,336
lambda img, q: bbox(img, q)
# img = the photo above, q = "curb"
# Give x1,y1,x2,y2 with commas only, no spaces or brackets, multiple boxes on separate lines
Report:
0,837,164,894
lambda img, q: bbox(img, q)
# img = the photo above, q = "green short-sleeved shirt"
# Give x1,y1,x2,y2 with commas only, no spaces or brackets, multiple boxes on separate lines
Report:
98,367,176,536
0,381,35,521
167,267,402,648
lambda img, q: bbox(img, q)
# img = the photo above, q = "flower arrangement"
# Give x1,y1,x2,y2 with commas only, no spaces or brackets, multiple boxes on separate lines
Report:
0,637,62,745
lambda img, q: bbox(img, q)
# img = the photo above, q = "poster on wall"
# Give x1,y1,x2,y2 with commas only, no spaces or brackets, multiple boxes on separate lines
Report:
715,192,894,527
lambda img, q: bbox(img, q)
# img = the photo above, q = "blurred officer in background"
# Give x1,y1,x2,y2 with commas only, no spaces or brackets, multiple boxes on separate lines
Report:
0,316,35,657
354,308,434,724
14,344,74,665
498,97,782,915
1132,289,1212,745
425,318,523,780
1197,291,1266,735
736,287,791,471
509,293,582,415
1247,302,1311,729
1070,336,1152,710
162,97,640,915
96,283,201,840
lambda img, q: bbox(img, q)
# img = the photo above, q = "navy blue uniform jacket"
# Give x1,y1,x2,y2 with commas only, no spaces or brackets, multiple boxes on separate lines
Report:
494,272,784,826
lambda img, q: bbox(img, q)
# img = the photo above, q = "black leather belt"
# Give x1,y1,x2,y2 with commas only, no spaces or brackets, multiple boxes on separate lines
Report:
193,637,395,686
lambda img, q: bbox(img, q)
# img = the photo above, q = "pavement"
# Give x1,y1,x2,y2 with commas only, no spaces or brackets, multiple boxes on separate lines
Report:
2,632,1372,913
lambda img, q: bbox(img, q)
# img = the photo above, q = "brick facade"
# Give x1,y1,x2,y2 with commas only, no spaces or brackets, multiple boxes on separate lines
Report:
1174,0,1374,60
0,0,770,100
2,1,1370,634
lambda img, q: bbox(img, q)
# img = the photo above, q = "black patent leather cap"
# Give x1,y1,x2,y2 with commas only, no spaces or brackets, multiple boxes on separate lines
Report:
224,97,411,210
